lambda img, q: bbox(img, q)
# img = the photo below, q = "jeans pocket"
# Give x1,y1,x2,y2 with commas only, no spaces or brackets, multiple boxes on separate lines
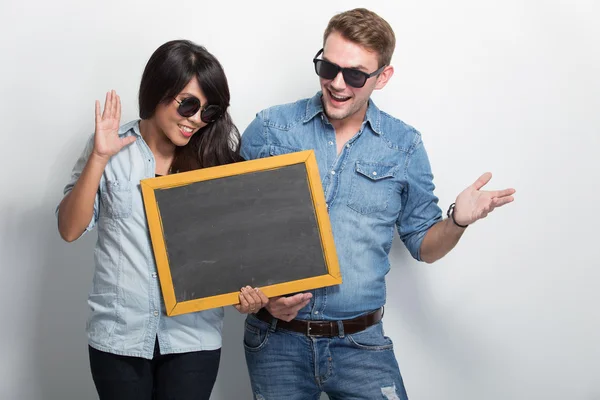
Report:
346,323,394,351
347,161,397,215
243,317,270,352
100,180,133,219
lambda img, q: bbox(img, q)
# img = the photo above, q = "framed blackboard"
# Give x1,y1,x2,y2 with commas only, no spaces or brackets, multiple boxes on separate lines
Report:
140,150,341,316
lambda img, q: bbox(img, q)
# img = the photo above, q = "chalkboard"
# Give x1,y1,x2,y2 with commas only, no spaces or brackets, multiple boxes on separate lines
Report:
141,150,341,316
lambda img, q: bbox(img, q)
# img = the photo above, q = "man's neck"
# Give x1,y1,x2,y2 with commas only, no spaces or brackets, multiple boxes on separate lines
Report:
328,99,369,134
329,105,368,152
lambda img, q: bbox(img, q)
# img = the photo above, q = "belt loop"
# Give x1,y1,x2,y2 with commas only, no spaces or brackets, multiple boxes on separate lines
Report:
336,320,345,338
269,317,278,332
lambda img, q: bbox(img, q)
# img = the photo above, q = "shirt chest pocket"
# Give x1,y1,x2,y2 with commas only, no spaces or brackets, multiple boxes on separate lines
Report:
347,161,398,215
100,180,133,219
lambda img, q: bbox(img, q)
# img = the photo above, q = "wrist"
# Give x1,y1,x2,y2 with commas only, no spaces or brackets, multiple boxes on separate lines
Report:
90,150,111,165
446,203,468,228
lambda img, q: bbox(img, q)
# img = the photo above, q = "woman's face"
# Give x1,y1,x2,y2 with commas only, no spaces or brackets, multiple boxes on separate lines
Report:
151,77,209,147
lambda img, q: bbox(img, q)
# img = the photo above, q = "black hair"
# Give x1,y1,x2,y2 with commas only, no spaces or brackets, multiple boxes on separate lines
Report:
138,39,243,171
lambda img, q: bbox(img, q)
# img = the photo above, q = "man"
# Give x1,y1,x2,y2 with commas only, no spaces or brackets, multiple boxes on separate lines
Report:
240,8,515,400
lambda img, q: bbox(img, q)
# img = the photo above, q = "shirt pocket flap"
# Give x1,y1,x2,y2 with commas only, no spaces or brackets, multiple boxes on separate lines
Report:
355,162,397,181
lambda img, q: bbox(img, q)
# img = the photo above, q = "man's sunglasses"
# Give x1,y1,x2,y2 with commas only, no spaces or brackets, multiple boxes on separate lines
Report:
312,48,386,89
174,96,222,123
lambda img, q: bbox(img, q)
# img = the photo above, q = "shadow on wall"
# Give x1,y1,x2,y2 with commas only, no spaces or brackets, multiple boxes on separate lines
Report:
4,200,98,400
386,235,501,395
211,308,254,399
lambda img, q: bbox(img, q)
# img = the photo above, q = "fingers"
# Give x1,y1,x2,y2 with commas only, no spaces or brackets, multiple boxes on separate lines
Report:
266,293,312,321
119,135,137,148
236,291,311,318
238,290,250,310
98,90,120,121
236,290,253,314
491,188,516,198
492,196,514,208
237,286,269,314
112,90,119,119
275,298,310,322
95,100,101,123
287,298,311,315
281,293,312,308
115,92,121,123
239,287,258,313
244,286,262,309
102,91,111,120
472,172,492,190
476,195,514,221
255,288,269,306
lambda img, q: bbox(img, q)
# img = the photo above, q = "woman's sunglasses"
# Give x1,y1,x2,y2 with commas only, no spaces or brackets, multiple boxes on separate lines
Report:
174,96,222,123
312,48,386,89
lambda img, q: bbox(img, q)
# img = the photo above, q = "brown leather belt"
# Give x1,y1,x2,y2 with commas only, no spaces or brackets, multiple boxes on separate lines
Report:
255,307,383,337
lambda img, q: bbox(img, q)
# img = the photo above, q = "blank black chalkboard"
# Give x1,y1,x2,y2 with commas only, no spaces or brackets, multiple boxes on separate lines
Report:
141,151,341,316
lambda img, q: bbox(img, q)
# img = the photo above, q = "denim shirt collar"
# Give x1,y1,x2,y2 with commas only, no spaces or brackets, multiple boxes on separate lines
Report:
119,119,142,137
303,91,383,135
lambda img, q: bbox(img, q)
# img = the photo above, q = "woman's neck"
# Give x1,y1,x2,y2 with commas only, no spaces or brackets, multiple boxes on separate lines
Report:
139,119,176,173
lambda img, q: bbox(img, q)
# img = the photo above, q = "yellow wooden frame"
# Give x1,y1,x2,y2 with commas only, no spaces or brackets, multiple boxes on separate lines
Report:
141,150,341,316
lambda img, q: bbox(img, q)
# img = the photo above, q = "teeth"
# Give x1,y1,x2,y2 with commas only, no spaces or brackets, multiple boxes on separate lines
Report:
331,92,349,101
179,125,193,133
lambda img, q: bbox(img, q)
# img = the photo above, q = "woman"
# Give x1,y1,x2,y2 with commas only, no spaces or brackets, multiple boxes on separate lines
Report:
56,40,267,400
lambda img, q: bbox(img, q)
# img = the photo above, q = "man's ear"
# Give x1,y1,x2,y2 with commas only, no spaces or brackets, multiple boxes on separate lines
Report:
374,65,394,90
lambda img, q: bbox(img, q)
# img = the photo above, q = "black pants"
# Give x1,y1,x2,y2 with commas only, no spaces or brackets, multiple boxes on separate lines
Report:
89,339,221,400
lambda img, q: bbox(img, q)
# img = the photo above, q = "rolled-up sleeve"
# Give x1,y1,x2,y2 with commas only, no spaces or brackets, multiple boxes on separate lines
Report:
55,134,100,236
396,138,443,261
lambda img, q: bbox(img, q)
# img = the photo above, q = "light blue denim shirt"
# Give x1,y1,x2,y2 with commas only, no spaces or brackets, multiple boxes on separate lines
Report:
56,120,224,359
241,92,443,320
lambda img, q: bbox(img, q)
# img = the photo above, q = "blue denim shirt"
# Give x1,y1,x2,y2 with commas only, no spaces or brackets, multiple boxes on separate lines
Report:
56,120,224,359
241,92,443,320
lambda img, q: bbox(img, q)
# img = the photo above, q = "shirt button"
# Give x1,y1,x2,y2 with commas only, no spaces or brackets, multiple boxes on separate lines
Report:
346,144,351,148
152,273,157,278
330,171,336,175
328,141,333,145
372,171,377,176
314,311,319,314
154,311,159,316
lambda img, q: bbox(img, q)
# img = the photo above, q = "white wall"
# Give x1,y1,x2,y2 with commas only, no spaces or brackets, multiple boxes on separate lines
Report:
1,0,598,399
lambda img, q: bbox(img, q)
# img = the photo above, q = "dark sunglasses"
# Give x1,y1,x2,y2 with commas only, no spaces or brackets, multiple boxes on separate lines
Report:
174,96,222,123
312,48,386,89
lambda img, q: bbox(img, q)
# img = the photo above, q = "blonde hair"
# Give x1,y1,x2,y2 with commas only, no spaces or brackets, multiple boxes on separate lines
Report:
323,8,396,68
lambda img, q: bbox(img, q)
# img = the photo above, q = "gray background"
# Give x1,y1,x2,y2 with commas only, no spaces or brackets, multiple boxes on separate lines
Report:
1,0,599,399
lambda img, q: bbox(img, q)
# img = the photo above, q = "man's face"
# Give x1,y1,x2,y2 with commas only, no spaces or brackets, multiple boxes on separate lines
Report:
319,31,390,123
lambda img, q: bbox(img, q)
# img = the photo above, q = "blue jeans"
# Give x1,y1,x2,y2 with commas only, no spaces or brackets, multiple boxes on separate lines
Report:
244,314,408,400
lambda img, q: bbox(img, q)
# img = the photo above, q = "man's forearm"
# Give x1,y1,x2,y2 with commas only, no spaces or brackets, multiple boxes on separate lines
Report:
419,218,466,263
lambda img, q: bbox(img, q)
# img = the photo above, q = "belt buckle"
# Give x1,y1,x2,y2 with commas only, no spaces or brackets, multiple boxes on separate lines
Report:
306,321,325,337
306,321,334,337
306,321,314,337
